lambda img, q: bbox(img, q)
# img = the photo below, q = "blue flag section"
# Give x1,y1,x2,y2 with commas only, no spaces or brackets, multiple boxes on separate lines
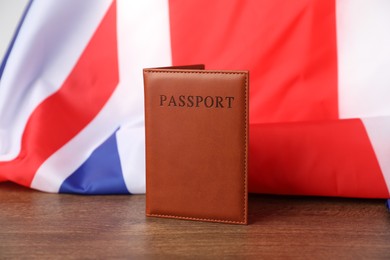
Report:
60,131,130,194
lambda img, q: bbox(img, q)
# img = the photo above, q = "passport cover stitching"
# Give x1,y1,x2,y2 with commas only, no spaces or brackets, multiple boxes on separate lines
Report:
144,69,248,224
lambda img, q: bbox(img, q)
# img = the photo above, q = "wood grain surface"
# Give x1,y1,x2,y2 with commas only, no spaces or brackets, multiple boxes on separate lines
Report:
1,182,389,259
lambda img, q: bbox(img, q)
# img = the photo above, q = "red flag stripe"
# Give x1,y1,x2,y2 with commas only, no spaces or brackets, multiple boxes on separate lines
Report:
169,0,338,124
249,119,389,198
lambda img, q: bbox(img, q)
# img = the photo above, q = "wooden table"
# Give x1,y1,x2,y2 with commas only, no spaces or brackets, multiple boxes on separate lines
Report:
1,182,389,259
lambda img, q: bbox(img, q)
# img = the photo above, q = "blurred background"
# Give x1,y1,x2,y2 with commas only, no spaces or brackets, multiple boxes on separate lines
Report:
0,0,28,61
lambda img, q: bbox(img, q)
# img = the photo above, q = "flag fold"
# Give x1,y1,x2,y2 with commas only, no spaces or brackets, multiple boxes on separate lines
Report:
1,0,389,197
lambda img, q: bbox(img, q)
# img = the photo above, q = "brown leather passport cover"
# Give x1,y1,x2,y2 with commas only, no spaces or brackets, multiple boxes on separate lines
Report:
143,65,248,224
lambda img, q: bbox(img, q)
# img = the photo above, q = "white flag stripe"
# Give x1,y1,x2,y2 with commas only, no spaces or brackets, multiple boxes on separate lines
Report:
337,0,390,194
362,117,390,193
337,0,390,119
116,125,146,194
116,0,172,194
0,0,113,160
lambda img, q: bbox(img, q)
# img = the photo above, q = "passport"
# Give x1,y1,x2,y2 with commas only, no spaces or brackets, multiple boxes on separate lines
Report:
143,65,248,224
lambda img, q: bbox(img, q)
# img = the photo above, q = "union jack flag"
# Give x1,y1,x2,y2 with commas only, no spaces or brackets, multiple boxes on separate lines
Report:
1,0,389,197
